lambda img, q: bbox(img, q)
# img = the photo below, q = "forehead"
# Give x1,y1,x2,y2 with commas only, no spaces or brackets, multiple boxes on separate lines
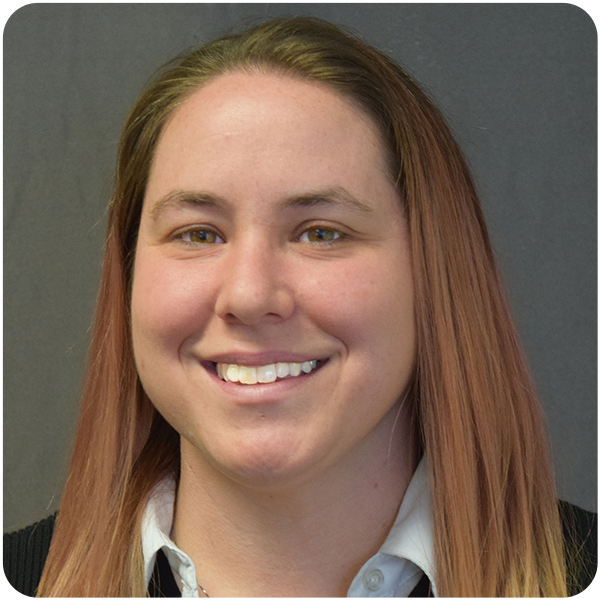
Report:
157,71,387,165
144,71,396,215
172,70,376,129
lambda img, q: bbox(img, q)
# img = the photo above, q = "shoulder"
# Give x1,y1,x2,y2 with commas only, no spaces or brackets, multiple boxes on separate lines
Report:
3,513,56,597
2,505,596,597
559,501,597,595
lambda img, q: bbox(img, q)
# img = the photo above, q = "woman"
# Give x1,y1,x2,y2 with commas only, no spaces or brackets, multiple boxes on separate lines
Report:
4,16,595,597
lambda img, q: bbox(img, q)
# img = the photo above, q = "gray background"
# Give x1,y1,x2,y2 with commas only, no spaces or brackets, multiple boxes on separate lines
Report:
4,4,597,532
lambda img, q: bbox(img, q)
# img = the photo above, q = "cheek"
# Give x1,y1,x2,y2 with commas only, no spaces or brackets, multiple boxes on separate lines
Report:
131,254,216,353
130,242,415,373
296,253,415,361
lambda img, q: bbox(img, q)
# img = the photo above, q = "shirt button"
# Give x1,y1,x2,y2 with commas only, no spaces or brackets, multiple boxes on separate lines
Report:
363,568,384,591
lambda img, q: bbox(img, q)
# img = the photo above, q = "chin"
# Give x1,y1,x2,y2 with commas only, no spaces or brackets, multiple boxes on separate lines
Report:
195,429,331,490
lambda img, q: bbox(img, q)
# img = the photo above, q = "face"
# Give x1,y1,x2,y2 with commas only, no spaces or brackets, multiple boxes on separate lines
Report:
131,72,416,488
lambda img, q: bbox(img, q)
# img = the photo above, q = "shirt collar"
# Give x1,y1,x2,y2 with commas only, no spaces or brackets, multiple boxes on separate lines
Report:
380,457,436,596
141,456,435,597
141,478,200,597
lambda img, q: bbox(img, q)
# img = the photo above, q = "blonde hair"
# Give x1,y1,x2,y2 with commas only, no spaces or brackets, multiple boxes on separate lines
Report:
39,16,568,596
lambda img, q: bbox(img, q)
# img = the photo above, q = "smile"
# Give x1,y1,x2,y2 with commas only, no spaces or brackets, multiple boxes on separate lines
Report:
216,360,321,385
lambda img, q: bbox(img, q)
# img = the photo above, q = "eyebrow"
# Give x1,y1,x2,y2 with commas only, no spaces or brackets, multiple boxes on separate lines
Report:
149,186,374,221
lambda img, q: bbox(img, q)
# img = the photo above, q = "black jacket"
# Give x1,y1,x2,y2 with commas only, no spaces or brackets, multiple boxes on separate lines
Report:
3,502,597,597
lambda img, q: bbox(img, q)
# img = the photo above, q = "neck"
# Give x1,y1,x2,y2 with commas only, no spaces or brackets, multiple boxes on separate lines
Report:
173,409,418,597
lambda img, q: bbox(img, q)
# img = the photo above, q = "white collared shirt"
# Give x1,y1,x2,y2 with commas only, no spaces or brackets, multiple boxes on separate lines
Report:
141,458,436,597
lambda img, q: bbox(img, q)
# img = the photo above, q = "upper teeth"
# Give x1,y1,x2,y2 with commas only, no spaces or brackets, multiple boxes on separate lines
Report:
217,360,319,384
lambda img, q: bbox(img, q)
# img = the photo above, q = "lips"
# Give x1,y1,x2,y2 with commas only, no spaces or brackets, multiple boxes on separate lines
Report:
202,350,329,389
201,359,329,404
202,350,329,367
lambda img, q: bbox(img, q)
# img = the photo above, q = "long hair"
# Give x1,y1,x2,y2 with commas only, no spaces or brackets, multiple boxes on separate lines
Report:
38,16,568,596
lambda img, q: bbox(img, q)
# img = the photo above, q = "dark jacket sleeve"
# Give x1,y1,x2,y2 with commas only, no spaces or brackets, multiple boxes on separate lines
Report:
2,504,597,597
3,514,56,597
559,501,597,595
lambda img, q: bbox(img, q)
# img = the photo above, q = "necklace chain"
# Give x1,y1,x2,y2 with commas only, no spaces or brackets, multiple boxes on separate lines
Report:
197,581,210,597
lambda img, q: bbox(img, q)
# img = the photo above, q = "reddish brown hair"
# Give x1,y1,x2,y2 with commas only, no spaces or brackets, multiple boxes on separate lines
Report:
39,16,568,596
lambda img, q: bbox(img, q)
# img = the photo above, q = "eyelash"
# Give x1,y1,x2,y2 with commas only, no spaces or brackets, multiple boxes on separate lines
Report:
172,225,347,246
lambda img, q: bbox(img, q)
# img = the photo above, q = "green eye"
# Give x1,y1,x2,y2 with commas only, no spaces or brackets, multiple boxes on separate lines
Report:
180,228,224,244
180,226,341,245
301,227,341,243
189,229,216,243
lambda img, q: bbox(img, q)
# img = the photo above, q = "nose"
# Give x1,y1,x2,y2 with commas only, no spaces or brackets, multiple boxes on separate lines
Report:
214,239,295,325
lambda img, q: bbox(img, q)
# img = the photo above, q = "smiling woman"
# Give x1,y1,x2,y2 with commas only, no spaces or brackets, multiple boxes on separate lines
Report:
131,71,416,508
4,15,595,598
